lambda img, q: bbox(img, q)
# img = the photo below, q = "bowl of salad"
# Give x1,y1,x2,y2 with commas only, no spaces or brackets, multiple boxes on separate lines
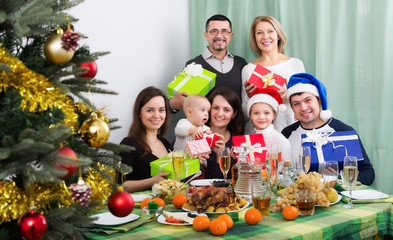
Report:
152,179,188,203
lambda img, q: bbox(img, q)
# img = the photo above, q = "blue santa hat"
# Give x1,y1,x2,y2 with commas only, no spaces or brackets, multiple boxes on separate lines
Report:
286,73,332,121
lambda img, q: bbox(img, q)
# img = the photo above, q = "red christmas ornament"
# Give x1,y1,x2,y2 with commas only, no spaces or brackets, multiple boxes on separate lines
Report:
108,187,134,217
80,61,98,78
55,147,78,180
18,210,48,240
195,131,219,147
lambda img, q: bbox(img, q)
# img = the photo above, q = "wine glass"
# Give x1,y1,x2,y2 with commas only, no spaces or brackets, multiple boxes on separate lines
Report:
299,146,311,173
322,161,339,183
343,156,358,209
218,147,231,181
171,151,185,180
266,144,279,199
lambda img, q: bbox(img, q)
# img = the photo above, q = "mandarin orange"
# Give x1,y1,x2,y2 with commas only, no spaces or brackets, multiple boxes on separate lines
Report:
209,218,227,236
245,208,262,225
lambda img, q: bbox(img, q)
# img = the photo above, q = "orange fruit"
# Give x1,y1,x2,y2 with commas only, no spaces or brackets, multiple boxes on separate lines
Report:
172,194,188,209
140,198,152,209
282,206,299,220
217,214,234,230
151,198,165,208
245,208,262,225
209,218,227,236
193,216,210,232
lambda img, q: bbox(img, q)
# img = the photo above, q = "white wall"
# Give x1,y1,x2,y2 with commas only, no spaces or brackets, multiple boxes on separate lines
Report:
70,0,190,143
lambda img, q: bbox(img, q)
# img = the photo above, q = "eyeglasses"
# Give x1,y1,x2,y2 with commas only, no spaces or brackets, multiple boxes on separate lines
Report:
207,29,232,36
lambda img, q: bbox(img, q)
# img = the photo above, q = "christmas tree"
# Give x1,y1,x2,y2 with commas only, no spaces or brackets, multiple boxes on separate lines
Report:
0,0,132,239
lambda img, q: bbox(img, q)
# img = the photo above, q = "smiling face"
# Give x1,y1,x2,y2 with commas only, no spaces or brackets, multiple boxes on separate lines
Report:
254,21,279,54
204,20,233,54
290,92,325,129
210,95,235,129
250,102,276,130
140,96,166,132
187,98,211,127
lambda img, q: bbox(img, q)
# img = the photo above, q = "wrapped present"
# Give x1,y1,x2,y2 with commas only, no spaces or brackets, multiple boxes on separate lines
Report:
248,64,286,91
167,62,216,99
186,139,211,159
302,130,364,173
195,131,219,148
150,156,200,180
232,134,266,162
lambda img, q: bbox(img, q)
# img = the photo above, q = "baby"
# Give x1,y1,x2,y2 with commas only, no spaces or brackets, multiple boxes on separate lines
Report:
247,89,292,165
173,94,211,152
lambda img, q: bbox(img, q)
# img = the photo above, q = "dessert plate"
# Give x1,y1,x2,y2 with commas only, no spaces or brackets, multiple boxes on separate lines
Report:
91,212,139,226
131,194,152,202
341,190,389,200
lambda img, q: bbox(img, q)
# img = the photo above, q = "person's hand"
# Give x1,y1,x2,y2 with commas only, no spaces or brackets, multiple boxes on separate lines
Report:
191,128,204,139
278,86,288,103
169,92,188,110
198,154,210,166
153,172,169,183
244,80,257,98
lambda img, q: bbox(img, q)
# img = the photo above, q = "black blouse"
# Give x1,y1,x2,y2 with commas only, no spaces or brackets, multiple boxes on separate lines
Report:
120,136,172,181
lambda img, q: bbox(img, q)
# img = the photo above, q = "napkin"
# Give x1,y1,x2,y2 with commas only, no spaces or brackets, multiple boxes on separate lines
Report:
83,214,154,236
341,195,393,204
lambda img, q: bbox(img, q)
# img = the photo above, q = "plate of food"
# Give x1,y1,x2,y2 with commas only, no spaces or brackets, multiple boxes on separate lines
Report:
189,179,218,187
157,211,207,226
316,195,342,206
91,212,140,226
182,186,249,214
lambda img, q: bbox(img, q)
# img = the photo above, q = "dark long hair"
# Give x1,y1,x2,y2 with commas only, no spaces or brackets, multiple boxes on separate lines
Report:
207,87,244,135
128,86,170,156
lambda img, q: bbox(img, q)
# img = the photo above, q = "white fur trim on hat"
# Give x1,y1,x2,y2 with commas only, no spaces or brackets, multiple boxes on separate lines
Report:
286,83,320,102
247,94,280,116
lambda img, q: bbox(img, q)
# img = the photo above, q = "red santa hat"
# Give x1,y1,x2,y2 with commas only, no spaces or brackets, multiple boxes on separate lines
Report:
247,89,287,116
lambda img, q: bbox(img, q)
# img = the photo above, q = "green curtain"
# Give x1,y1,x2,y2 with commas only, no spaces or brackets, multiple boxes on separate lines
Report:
190,0,393,194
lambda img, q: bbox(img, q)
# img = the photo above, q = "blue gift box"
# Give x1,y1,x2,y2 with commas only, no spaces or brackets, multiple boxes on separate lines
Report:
301,130,364,172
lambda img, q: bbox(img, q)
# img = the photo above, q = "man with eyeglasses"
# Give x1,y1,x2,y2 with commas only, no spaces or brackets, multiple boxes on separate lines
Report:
169,14,247,112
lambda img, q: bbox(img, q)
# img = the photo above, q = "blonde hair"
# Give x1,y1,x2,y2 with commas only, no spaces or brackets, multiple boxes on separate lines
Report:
249,16,288,56
183,94,209,112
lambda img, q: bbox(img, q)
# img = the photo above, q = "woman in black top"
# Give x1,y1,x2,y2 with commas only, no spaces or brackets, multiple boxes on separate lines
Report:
120,86,172,192
205,87,244,179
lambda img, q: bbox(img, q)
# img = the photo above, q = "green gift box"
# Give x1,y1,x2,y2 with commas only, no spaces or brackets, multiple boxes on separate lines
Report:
167,62,216,99
150,156,200,180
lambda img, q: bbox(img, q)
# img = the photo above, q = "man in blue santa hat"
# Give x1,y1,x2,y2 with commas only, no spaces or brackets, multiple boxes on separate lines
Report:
282,73,375,185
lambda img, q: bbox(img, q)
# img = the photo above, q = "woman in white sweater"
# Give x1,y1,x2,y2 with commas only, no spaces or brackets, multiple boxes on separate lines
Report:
242,16,305,133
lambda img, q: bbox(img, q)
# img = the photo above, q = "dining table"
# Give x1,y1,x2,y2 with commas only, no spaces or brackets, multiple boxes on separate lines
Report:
82,185,393,240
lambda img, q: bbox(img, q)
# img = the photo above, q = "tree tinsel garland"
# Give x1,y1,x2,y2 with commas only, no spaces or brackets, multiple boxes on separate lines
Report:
84,163,115,208
0,46,79,133
0,165,114,224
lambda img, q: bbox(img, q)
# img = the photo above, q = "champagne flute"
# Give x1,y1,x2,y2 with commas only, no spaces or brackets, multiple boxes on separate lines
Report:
171,151,185,180
218,147,231,181
322,161,339,183
299,146,311,173
343,156,358,209
266,144,279,199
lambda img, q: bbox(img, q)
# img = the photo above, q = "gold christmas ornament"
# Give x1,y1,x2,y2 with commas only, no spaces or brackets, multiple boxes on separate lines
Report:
44,28,74,64
80,112,110,147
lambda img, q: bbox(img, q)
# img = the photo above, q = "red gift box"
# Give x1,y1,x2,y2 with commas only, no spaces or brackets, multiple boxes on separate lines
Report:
195,131,219,148
232,134,267,163
248,64,286,91
186,139,212,159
